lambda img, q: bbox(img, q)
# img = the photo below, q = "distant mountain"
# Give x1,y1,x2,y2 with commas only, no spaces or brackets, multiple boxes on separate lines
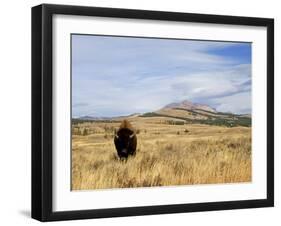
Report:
164,100,217,113
76,113,141,121
73,100,251,127
141,100,251,127
78,116,112,121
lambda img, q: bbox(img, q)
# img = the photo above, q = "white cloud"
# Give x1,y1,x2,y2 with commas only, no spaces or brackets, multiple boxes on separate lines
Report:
72,35,251,116
214,92,252,114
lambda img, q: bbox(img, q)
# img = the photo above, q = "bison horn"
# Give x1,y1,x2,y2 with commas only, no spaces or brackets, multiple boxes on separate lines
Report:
129,133,135,139
115,134,119,139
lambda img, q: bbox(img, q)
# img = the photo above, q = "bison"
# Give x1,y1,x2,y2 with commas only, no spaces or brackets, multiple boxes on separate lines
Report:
114,120,137,159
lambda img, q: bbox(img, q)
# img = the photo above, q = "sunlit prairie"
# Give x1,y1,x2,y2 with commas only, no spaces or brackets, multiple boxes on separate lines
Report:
71,117,251,190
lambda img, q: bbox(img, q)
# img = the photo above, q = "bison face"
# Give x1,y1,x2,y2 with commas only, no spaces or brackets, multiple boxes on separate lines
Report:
114,128,137,159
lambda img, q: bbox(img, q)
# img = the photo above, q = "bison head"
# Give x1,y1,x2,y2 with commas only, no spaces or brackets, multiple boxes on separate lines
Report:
114,120,137,159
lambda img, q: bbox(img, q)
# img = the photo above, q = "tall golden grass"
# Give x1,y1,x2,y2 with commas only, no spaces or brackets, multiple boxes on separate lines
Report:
72,120,251,190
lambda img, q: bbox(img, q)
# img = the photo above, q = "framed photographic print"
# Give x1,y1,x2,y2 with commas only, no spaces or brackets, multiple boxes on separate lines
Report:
32,4,274,221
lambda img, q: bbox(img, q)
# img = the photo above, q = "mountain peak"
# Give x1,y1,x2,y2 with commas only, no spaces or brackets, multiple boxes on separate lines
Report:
164,100,217,113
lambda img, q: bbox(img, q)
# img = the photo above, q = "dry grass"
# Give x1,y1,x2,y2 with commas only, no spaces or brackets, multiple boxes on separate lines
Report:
72,119,251,190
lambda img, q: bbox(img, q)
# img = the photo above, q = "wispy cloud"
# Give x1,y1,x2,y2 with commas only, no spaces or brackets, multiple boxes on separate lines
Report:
72,35,251,117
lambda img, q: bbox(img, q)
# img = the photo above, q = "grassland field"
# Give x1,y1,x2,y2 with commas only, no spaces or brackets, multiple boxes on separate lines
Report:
71,116,251,190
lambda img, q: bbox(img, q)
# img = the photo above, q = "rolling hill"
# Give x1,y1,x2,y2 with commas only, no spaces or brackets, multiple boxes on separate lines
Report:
74,100,251,127
140,100,251,127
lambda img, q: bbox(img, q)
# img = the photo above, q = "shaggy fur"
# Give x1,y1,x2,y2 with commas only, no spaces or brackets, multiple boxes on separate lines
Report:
114,120,137,159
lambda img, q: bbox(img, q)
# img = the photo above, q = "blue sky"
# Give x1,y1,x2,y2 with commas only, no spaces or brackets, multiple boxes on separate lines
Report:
72,34,251,117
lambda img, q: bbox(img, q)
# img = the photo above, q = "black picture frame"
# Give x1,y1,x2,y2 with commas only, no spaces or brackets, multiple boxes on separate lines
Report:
32,3,274,222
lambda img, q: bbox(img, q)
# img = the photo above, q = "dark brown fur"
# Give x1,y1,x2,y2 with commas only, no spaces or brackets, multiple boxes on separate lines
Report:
114,120,137,159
